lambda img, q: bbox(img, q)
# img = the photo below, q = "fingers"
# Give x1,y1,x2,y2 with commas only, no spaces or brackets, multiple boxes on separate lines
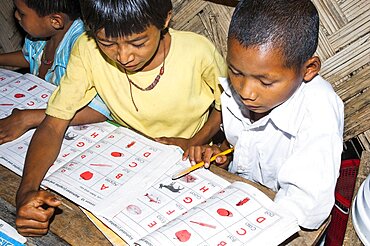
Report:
16,214,52,236
16,190,61,236
187,146,204,165
0,112,26,144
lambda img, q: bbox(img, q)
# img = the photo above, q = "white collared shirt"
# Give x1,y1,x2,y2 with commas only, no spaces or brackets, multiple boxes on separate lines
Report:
220,75,344,229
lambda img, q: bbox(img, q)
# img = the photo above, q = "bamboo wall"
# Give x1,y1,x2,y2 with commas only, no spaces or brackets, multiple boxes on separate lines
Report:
0,0,369,152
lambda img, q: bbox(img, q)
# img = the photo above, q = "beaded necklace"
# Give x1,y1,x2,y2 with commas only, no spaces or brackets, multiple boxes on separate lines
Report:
41,51,54,65
125,40,166,111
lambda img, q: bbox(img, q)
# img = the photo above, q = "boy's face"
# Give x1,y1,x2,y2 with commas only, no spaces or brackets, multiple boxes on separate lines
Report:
13,0,54,38
227,38,304,115
95,25,163,73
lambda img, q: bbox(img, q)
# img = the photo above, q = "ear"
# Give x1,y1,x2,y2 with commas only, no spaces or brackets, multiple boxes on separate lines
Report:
302,56,321,82
49,14,64,30
164,10,173,29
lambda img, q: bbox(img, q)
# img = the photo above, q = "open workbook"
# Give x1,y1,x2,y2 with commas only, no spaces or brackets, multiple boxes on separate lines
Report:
0,69,299,245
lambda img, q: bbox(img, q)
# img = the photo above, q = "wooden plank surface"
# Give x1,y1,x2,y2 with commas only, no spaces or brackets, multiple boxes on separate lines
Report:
0,164,327,245
0,165,111,246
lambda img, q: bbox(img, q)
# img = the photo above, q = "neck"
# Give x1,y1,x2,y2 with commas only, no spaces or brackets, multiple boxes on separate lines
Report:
250,111,269,122
43,19,74,64
140,32,171,72
48,19,74,48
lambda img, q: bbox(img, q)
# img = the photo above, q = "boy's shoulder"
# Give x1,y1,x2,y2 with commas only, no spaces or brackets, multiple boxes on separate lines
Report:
169,28,216,50
301,75,342,105
298,75,344,124
74,33,96,49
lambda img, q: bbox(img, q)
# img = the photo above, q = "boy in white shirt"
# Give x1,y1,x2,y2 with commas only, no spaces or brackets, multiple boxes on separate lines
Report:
186,0,344,229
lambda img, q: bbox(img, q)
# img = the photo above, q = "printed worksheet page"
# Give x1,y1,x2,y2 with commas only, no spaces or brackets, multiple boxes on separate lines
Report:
0,73,117,176
42,127,185,213
94,164,231,245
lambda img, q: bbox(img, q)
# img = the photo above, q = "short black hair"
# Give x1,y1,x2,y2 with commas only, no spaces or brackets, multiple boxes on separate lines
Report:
80,0,173,38
23,0,81,20
228,0,319,70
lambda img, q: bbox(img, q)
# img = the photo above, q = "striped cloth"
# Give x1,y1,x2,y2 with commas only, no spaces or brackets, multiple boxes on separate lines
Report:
22,19,111,118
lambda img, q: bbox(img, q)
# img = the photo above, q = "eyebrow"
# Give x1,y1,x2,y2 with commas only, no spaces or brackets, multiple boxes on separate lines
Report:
96,35,148,44
228,63,276,81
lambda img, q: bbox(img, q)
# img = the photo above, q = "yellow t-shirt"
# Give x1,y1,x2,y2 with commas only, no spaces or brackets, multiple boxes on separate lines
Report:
46,29,227,138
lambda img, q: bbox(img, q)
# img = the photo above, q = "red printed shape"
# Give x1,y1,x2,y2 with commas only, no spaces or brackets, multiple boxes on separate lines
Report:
143,152,151,157
126,141,136,148
175,230,191,242
80,171,93,180
14,93,25,98
180,174,197,183
236,197,250,206
217,208,233,217
27,85,37,91
111,152,123,157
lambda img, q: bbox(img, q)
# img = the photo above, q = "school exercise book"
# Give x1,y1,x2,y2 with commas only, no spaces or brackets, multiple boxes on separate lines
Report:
0,70,299,246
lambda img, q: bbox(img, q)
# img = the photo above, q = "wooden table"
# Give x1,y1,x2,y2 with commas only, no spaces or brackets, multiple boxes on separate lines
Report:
0,164,328,245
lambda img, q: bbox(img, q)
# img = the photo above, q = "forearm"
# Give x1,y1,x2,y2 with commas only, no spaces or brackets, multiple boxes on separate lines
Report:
16,116,69,205
70,106,107,125
0,50,29,68
17,109,46,129
18,107,107,129
189,108,222,146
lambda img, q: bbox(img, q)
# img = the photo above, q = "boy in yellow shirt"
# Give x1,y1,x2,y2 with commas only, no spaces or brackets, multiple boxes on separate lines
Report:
15,0,227,236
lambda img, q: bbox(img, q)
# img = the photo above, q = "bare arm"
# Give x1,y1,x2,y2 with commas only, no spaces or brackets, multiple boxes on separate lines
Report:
187,108,222,146
15,115,69,236
0,106,107,145
155,108,222,151
0,50,29,68
70,106,108,125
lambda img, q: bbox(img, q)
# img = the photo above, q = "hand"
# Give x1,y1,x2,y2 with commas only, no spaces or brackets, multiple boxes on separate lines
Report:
0,109,31,144
16,190,61,236
185,145,229,169
155,137,190,151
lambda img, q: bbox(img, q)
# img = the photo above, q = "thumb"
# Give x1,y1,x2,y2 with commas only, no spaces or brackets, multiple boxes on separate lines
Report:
41,192,62,208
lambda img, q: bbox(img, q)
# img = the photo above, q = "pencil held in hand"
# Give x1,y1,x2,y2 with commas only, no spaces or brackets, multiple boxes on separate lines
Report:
172,148,234,180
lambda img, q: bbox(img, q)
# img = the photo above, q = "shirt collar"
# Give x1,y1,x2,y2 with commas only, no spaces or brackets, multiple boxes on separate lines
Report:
220,77,305,136
29,19,84,69
52,18,84,68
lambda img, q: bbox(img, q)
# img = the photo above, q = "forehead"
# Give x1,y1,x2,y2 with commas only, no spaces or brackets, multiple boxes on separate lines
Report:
14,0,38,15
228,39,286,67
14,0,28,10
95,24,160,41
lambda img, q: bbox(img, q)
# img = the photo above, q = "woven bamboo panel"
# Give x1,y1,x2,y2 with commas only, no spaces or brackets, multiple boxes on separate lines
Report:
0,0,368,150
172,0,370,151
0,1,23,53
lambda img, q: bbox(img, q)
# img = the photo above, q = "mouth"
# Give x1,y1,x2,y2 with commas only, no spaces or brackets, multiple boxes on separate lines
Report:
122,63,140,71
243,104,261,111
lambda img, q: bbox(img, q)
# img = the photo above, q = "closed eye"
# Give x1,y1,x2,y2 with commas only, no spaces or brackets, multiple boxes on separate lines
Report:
228,67,243,77
130,41,146,48
260,80,274,87
97,40,115,47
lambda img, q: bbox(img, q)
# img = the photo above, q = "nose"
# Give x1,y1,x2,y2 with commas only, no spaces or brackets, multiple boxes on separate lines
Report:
239,79,257,101
117,45,134,66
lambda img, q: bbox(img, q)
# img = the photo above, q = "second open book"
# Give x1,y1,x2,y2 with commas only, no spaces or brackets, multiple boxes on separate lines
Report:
0,69,299,245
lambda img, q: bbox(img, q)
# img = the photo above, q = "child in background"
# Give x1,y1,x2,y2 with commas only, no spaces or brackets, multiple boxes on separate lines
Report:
0,0,110,144
187,0,344,229
15,0,227,236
